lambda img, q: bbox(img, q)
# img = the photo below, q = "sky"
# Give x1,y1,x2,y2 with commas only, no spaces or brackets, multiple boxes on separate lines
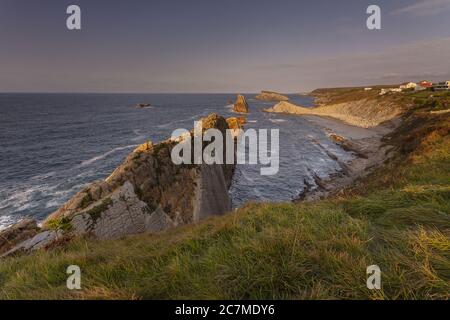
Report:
0,0,450,93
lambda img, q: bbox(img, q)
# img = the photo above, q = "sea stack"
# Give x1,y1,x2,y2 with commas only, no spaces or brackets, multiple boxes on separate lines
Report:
233,94,249,113
255,90,289,101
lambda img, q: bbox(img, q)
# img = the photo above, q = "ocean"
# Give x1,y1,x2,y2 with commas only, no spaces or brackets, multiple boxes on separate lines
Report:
0,93,353,229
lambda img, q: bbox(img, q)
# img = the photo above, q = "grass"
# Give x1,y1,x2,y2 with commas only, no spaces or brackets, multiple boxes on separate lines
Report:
86,198,113,222
46,217,73,232
0,95,448,300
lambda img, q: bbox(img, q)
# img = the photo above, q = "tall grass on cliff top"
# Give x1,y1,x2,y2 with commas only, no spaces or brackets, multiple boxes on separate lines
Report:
0,102,449,300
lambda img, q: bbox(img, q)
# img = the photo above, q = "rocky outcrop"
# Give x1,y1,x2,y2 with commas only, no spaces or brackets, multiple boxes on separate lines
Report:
255,91,289,102
1,230,63,258
328,134,369,159
0,219,40,255
136,103,151,108
226,117,246,129
233,95,249,113
69,181,176,240
265,100,401,128
226,117,246,138
2,113,238,258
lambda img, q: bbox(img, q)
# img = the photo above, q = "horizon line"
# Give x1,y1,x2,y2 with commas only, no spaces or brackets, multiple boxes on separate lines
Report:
0,83,404,95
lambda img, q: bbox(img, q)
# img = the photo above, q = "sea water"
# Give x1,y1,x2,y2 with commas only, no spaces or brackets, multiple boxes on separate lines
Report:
0,93,353,229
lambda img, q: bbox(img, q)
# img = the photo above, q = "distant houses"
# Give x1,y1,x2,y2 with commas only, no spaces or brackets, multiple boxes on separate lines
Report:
400,82,417,90
379,88,402,95
415,80,433,91
379,80,448,95
432,81,450,91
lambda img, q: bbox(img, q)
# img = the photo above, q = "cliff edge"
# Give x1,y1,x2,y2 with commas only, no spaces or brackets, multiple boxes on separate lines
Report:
1,113,240,257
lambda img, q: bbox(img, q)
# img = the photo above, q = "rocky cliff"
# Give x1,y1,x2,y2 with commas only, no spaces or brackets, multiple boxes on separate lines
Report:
233,94,249,113
255,91,289,102
1,113,240,257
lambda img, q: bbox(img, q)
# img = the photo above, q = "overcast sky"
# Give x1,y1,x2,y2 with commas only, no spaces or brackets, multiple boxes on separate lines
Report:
1,0,450,93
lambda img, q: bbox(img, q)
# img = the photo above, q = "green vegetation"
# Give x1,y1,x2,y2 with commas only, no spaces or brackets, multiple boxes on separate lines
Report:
86,198,113,222
311,86,384,105
46,217,73,232
404,90,450,111
80,192,93,209
0,93,448,300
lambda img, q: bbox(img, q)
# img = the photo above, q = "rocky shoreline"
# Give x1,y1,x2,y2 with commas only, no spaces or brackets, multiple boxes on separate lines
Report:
0,113,243,258
295,115,393,201
261,91,402,201
0,90,401,259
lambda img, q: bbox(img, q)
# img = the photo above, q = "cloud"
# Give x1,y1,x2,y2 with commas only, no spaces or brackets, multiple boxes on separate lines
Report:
392,0,450,16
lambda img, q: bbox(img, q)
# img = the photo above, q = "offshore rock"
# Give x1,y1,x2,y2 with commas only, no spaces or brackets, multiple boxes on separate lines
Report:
233,94,249,113
255,90,289,102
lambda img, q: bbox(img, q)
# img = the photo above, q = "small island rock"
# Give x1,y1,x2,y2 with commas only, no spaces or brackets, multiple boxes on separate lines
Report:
233,94,249,113
255,90,289,101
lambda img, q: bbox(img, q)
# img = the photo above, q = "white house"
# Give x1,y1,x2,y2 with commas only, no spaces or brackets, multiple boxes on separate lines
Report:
415,80,433,91
399,82,417,90
380,88,402,95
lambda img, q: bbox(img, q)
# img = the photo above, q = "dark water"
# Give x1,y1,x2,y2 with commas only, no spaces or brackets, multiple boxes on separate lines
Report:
0,93,353,229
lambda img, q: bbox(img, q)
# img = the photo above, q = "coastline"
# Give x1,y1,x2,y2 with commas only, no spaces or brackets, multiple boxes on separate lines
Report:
264,99,402,129
295,114,394,201
0,94,395,233
263,89,404,201
0,90,439,252
1,87,448,299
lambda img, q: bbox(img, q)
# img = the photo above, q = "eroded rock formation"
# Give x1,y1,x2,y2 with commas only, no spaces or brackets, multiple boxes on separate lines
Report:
255,91,289,102
2,113,240,257
233,94,249,113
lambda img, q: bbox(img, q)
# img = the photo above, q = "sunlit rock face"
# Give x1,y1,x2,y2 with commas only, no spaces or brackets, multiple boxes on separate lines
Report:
2,113,239,257
233,94,249,113
255,91,289,102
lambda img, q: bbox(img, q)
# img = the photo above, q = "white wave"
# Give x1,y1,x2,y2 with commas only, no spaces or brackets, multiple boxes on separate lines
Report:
247,120,258,123
239,170,255,184
45,198,64,208
44,183,85,208
0,183,59,214
29,171,57,181
79,145,138,167
15,202,40,212
0,215,16,231
269,119,287,123
0,186,40,209
131,129,147,142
